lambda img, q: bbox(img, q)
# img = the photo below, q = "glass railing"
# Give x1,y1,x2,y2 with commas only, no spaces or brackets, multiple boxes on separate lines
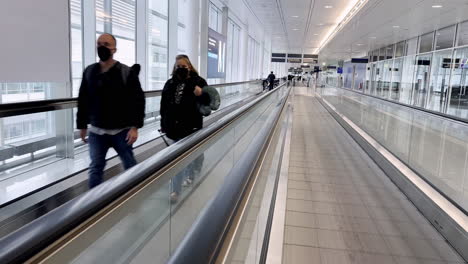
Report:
0,84,289,264
0,81,262,206
318,87,468,212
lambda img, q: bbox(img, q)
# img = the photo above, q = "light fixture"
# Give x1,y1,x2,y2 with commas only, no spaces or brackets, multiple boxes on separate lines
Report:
325,5,333,9
292,15,299,18
293,29,299,31
369,36,377,39
315,0,371,54
318,23,324,26
432,5,443,8
393,25,400,28
314,34,319,36
357,43,363,46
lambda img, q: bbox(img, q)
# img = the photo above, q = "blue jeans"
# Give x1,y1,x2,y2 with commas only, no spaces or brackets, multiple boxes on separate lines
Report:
88,129,137,188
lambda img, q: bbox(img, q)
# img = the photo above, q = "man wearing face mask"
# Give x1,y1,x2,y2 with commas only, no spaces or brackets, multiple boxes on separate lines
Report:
77,33,145,188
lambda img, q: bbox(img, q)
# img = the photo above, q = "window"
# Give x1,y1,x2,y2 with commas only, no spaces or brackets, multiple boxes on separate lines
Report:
96,0,136,66
178,0,189,54
226,20,241,82
209,3,222,33
406,37,418,55
386,45,394,59
436,25,456,50
457,21,468,47
148,0,168,90
71,0,83,97
447,46,468,119
419,32,434,53
379,47,386,61
395,41,405,57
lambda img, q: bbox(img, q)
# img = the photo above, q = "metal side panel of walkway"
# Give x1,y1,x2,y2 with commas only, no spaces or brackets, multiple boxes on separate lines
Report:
281,87,466,264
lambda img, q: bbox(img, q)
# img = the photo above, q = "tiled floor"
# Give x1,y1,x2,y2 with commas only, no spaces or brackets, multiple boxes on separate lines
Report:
282,88,466,264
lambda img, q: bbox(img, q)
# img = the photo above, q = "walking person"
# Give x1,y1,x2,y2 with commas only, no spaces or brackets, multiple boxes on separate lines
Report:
77,33,145,189
267,71,276,91
160,55,207,203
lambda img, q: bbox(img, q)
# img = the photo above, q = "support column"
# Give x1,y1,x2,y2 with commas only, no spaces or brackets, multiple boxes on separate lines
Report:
167,0,179,77
199,0,209,77
136,0,148,90
82,0,96,67
186,0,201,67
103,0,112,33
239,25,249,81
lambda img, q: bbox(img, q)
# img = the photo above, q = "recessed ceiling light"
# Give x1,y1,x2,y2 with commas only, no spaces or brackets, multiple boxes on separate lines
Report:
369,36,377,39
357,43,363,46
318,23,324,26
325,5,333,9
293,29,299,31
292,15,299,18
393,26,400,28
313,34,319,36
432,5,443,8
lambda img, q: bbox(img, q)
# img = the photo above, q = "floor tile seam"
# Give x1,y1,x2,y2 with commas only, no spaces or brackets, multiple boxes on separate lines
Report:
283,243,463,263
379,235,465,262
285,223,444,241
287,181,393,192
286,209,424,224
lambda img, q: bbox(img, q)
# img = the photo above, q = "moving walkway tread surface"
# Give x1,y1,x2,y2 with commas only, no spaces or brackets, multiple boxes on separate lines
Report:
282,87,466,264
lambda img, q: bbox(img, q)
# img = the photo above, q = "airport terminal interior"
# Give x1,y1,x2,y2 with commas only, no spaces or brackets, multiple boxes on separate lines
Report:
1,0,468,263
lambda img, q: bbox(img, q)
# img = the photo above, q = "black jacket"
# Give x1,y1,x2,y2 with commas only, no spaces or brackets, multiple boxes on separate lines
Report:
268,73,276,82
160,72,208,140
76,62,145,129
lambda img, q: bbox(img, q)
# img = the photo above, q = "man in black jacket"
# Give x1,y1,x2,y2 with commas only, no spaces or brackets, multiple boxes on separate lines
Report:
77,33,145,188
268,71,276,91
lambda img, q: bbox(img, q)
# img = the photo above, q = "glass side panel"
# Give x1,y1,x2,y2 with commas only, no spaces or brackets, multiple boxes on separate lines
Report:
319,87,468,211
447,46,468,119
35,86,289,264
427,49,453,112
413,54,432,107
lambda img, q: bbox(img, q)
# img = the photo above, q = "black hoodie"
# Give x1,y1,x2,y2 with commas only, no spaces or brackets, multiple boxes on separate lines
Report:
160,72,208,140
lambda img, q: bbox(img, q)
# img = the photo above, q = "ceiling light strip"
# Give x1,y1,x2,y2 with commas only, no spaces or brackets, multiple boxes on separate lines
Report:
302,0,316,52
275,0,290,49
316,0,370,54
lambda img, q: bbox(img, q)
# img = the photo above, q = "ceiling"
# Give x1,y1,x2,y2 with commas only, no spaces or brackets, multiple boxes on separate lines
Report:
245,0,357,54
246,0,468,64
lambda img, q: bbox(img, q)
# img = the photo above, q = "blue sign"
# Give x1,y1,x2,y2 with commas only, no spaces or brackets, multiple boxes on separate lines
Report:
207,29,227,79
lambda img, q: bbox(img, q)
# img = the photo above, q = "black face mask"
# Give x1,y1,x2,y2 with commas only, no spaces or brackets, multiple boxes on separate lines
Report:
175,67,189,79
97,46,112,61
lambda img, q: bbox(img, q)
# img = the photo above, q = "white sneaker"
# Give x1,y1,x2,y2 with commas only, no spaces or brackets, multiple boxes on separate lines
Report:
170,192,179,204
182,178,193,187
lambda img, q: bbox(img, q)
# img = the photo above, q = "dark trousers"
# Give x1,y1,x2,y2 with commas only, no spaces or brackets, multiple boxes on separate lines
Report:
269,81,274,91
88,129,137,188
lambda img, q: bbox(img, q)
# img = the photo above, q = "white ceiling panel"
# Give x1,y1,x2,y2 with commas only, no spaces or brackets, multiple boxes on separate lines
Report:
246,0,468,64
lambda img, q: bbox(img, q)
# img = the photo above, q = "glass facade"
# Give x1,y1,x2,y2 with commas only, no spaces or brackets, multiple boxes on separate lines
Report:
318,20,468,121
331,20,468,122
0,0,269,173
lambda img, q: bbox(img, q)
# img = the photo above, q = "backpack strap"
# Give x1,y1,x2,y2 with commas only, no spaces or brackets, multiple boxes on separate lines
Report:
120,64,130,86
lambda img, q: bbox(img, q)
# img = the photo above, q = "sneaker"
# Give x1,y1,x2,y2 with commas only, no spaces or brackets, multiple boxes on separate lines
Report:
170,192,179,204
182,178,193,187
